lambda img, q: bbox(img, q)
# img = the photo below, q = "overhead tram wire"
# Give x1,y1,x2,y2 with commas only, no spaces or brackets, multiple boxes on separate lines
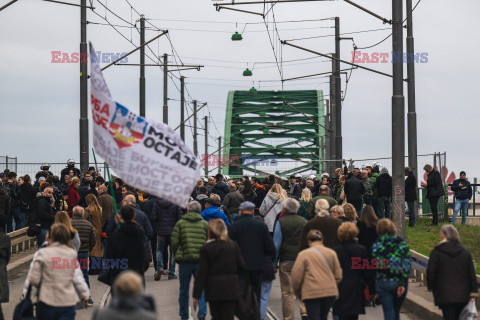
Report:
147,17,336,24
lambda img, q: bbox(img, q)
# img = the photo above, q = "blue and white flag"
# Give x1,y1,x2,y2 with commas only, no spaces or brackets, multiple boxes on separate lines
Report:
89,43,200,207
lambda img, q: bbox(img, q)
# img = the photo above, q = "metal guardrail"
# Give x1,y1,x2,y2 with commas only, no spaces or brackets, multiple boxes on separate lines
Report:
410,249,480,286
8,227,36,254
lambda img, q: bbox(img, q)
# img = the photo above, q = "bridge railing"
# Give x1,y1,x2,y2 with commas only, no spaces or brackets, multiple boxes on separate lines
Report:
8,227,36,254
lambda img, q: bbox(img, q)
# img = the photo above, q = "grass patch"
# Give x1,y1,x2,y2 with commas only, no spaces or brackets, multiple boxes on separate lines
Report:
405,218,480,273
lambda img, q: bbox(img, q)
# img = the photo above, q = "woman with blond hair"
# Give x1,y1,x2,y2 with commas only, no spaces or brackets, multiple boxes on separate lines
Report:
85,194,103,272
193,219,245,320
54,211,80,252
25,223,89,320
342,203,357,224
330,205,349,223
260,183,286,233
299,188,312,220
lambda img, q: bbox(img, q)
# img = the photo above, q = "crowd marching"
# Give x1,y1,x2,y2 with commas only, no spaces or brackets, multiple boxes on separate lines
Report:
0,159,477,320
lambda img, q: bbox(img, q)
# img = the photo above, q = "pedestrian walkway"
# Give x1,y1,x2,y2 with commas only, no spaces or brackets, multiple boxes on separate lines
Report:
4,265,422,319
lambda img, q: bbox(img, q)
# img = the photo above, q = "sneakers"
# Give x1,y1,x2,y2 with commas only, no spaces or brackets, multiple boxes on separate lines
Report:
87,298,94,306
168,274,177,280
154,269,163,281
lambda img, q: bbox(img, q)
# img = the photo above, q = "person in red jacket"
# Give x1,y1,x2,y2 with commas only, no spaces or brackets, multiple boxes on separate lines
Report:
67,177,81,217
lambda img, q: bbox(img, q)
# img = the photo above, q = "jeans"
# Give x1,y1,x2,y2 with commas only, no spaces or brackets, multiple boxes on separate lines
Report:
150,234,157,270
36,302,75,320
407,201,415,226
378,196,392,219
178,262,207,320
37,228,49,248
77,251,90,289
376,280,407,320
303,296,335,320
451,198,469,224
156,235,175,275
260,280,273,320
7,206,24,232
428,195,440,224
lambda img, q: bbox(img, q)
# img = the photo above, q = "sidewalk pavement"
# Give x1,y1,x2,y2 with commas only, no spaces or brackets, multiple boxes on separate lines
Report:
4,265,427,320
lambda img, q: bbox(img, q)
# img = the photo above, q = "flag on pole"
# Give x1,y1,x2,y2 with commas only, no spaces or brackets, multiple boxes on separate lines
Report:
89,43,200,207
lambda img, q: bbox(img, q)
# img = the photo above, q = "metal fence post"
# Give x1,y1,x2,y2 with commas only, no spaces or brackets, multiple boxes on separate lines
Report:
474,178,477,217
15,157,18,173
5,156,8,170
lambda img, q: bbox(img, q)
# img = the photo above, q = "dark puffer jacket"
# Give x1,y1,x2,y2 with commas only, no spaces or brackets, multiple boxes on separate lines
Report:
427,240,478,306
426,169,445,198
151,199,182,236
171,211,208,263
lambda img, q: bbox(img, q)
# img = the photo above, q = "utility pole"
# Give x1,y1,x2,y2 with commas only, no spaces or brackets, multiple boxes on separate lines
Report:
325,99,330,173
217,136,222,175
334,17,342,168
406,0,418,207
163,53,168,124
180,76,185,141
392,0,406,238
139,15,145,117
193,100,198,156
204,116,209,176
329,55,336,166
79,0,88,173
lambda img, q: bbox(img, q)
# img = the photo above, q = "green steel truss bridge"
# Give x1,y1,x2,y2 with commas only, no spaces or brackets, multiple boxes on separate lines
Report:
222,90,326,177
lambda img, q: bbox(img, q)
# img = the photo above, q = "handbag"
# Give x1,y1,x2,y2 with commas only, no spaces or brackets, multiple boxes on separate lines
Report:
235,274,260,320
13,285,35,320
98,266,113,286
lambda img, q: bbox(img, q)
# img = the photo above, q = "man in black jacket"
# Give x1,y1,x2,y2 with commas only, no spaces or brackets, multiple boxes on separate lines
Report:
376,168,393,219
0,185,10,233
105,205,146,284
450,171,472,225
405,167,418,227
211,174,229,202
421,164,445,226
229,201,276,303
344,174,365,212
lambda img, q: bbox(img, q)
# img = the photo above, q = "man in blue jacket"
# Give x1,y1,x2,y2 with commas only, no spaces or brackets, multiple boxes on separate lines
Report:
451,171,472,224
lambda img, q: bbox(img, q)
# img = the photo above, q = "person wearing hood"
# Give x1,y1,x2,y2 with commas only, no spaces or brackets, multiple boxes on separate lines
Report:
92,270,156,320
60,159,81,180
375,168,393,219
104,206,147,285
195,186,209,211
171,201,208,320
450,171,472,225
259,183,286,234
151,198,182,281
372,219,411,320
427,225,478,320
201,198,230,226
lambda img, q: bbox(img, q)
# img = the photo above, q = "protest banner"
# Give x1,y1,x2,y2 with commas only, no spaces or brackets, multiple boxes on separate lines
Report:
89,43,200,207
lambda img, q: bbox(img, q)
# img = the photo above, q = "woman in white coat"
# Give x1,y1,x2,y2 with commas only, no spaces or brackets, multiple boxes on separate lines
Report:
259,183,286,234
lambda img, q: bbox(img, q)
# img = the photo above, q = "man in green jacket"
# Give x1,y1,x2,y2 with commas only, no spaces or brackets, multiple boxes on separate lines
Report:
171,201,208,320
273,198,307,320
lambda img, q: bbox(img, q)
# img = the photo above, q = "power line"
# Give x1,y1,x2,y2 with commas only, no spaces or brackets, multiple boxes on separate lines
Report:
146,17,336,24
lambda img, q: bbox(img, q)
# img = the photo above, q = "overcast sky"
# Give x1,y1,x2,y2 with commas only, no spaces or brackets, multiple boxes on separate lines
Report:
1,0,479,180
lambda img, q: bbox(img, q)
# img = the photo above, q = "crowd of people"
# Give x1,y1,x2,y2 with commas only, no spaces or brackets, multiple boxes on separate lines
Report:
0,159,477,320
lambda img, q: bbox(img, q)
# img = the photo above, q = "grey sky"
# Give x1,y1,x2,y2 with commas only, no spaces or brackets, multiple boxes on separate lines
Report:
0,0,479,181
